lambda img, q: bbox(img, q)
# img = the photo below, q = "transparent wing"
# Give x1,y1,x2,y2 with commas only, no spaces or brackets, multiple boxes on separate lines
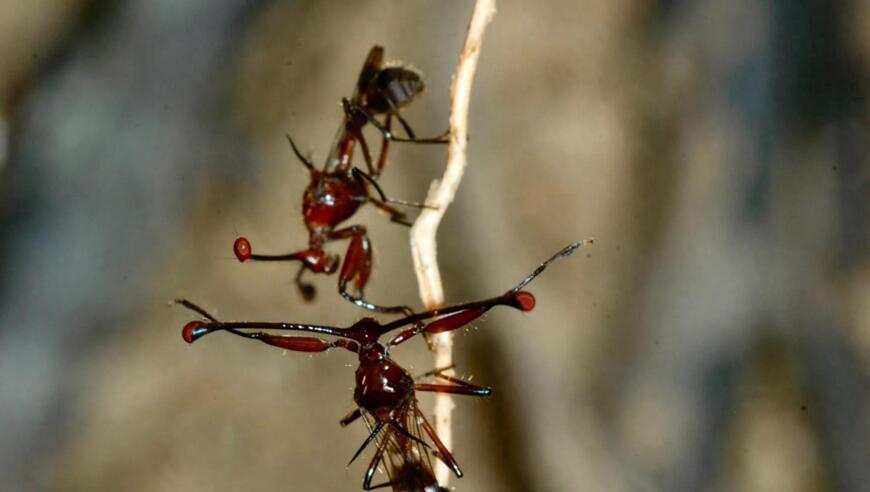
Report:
361,400,443,492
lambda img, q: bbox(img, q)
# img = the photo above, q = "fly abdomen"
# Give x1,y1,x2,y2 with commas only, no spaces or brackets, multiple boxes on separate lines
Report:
367,67,424,113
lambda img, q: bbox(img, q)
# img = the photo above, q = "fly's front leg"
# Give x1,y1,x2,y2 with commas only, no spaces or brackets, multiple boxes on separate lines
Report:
332,225,371,300
331,225,414,315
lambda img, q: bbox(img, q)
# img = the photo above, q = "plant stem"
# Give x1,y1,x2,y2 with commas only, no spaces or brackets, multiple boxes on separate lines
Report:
409,0,496,485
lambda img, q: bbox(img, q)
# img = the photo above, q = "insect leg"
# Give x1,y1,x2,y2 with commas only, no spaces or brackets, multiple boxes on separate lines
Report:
361,429,394,490
331,226,414,315
374,113,392,176
355,126,378,177
415,408,463,477
393,110,417,141
351,168,431,227
415,370,492,397
414,365,455,379
349,420,386,467
353,168,432,209
344,98,448,144
340,408,363,427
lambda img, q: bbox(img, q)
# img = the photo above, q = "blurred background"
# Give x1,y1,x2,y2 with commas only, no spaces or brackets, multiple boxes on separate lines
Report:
1,1,869,491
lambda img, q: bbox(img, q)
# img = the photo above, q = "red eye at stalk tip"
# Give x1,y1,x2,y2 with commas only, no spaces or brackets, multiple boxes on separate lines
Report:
182,321,208,343
513,291,536,312
233,237,252,262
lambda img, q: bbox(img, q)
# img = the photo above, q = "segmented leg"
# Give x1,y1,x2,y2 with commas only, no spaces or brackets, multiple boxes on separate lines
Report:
343,98,448,144
361,429,393,490
370,200,412,227
331,225,414,315
415,408,463,477
355,126,378,177
351,168,432,228
393,110,418,141
374,113,393,177
349,420,386,467
340,408,363,427
415,368,492,396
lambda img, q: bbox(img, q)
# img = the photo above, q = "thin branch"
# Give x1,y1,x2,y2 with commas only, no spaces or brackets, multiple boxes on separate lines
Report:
409,0,496,486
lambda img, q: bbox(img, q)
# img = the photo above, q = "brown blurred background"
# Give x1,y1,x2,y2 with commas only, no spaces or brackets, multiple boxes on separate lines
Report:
1,1,869,491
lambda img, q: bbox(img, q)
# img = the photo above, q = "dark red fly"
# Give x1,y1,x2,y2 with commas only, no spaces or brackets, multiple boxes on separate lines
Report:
178,242,586,490
331,363,463,491
233,46,447,314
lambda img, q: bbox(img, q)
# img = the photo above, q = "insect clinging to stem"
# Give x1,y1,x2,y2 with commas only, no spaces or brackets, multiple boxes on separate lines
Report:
178,241,589,490
233,46,448,315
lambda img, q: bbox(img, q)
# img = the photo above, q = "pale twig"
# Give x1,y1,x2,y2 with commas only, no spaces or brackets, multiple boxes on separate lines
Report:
409,0,496,485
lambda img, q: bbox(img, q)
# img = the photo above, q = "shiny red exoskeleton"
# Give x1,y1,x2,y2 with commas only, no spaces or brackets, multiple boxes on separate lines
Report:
178,243,585,491
233,46,447,314
342,369,459,492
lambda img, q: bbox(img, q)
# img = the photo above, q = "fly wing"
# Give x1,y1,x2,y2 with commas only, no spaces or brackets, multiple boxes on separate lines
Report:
322,119,351,173
365,66,425,114
363,400,447,492
353,45,384,103
364,400,444,492
323,46,383,172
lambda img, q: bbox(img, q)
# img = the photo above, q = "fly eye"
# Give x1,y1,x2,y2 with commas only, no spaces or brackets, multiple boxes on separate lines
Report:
233,237,252,262
512,291,536,312
182,321,210,343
